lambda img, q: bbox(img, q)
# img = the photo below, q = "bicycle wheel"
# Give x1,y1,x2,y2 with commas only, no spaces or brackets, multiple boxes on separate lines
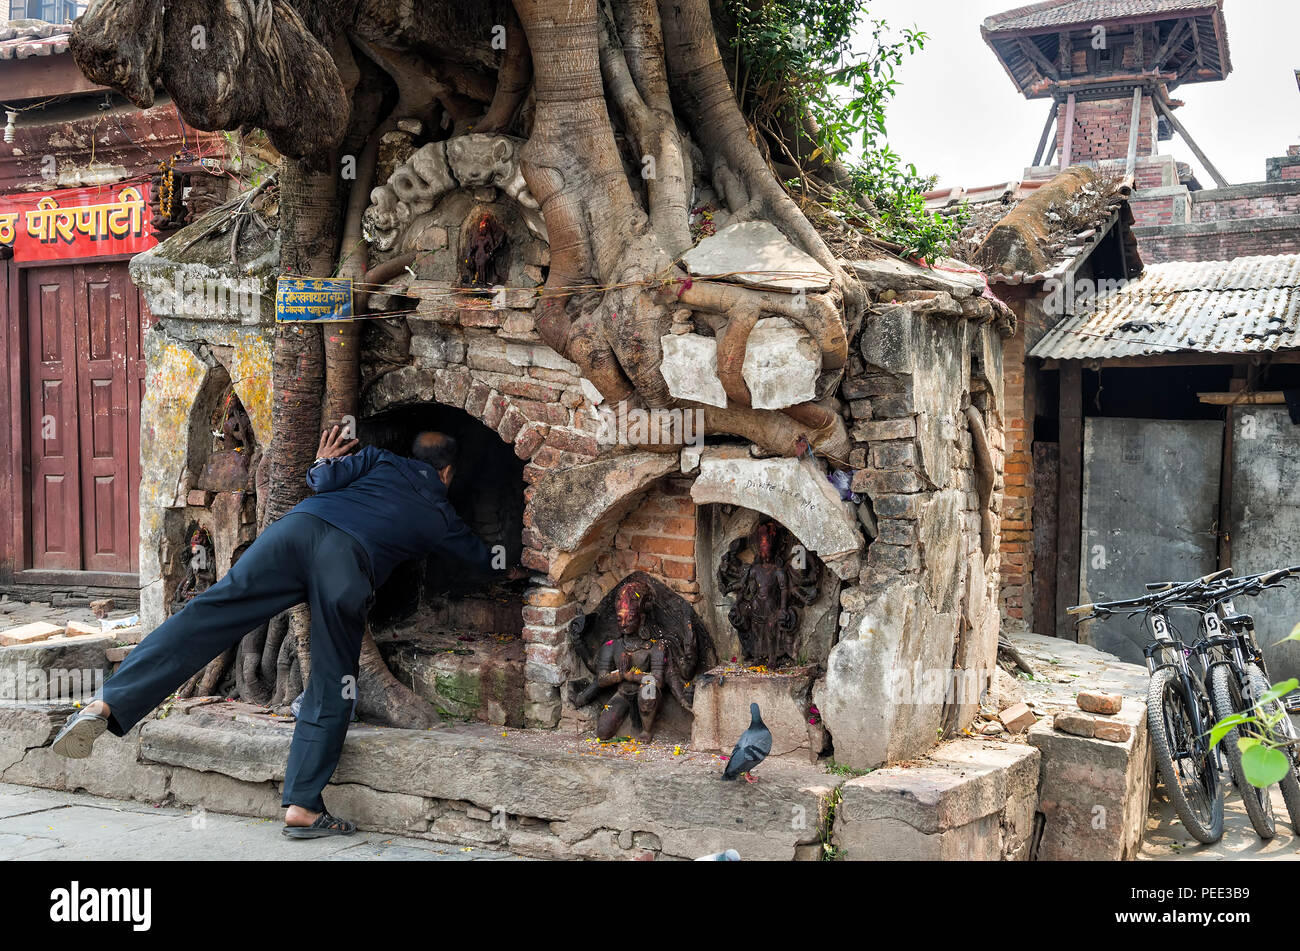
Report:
1244,663,1300,833
1208,663,1275,838
1148,666,1224,843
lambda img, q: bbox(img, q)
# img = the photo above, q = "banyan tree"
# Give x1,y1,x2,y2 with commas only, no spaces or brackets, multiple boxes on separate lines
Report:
68,0,925,726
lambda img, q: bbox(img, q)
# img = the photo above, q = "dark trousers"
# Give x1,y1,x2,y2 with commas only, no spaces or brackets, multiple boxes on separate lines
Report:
101,512,375,812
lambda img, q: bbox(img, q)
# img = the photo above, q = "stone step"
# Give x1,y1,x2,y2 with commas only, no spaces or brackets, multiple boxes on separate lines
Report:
833,739,1040,861
1,702,841,860
1007,631,1153,861
0,634,113,705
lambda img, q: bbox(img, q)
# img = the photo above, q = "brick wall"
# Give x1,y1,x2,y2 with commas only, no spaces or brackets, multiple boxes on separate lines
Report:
1267,152,1300,182
1190,187,1300,223
1134,215,1300,263
1128,192,1183,228
603,476,701,607
1056,94,1156,165
999,327,1032,627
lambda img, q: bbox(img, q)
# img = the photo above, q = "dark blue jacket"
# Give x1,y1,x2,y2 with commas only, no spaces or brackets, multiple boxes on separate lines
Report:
292,446,497,587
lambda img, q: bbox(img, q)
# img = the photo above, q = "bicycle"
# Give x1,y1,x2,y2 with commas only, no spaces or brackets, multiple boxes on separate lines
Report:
1196,567,1300,836
1069,568,1231,843
1143,568,1296,838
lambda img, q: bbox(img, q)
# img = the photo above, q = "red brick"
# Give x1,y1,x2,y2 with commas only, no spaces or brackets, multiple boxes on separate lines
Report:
661,558,696,580
544,427,599,458
629,535,694,558
514,421,548,459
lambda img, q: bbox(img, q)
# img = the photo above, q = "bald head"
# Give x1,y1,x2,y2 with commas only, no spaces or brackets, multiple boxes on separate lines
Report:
411,431,457,483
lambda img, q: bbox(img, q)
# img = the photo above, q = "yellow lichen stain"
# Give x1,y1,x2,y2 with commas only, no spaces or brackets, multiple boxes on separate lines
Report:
229,334,273,443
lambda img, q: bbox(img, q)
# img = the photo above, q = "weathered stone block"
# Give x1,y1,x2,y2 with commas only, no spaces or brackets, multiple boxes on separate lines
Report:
0,621,62,647
690,666,816,760
1027,696,1151,861
167,768,282,820
852,418,916,442
659,333,727,408
833,740,1039,860
741,318,819,409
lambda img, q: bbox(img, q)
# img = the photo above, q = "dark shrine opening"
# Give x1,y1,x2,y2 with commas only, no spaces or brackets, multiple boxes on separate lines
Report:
359,403,526,638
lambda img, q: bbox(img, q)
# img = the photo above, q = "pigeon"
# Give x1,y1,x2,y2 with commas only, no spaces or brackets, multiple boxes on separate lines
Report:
694,849,741,861
722,702,772,782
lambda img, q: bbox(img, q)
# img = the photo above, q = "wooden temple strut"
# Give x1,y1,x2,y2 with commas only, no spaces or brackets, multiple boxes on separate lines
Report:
1153,96,1229,188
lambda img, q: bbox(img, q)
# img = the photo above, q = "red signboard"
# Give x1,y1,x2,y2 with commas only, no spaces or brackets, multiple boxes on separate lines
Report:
0,180,155,262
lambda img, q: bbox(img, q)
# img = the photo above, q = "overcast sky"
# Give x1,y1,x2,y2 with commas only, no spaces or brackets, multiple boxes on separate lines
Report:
852,0,1300,189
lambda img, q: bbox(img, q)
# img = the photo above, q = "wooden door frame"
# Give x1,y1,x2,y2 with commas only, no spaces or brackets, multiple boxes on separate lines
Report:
4,252,142,590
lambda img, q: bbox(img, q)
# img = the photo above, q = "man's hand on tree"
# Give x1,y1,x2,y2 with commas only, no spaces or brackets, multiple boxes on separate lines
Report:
316,425,359,461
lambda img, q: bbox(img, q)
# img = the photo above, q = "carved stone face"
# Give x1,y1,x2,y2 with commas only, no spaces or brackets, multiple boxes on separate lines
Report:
446,135,514,188
615,581,649,636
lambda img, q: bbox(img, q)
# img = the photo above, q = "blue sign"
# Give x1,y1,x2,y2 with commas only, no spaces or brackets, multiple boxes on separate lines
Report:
275,276,354,322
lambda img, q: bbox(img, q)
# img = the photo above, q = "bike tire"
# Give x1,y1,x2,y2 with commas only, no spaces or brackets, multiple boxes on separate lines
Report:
1245,663,1300,833
1148,666,1224,844
1208,663,1275,839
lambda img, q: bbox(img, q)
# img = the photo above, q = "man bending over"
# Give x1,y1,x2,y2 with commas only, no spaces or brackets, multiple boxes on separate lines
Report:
51,428,521,838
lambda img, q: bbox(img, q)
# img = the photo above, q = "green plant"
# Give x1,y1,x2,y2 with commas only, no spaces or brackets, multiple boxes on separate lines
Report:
821,787,844,860
1208,677,1299,787
1207,623,1300,788
825,758,871,777
726,0,964,260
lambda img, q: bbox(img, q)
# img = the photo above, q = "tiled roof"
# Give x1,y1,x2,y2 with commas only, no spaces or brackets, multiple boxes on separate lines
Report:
0,20,72,60
983,0,1219,34
1030,253,1300,360
940,170,1136,286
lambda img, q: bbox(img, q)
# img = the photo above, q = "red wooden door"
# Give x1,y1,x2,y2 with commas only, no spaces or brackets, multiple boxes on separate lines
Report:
75,263,136,571
25,265,81,570
24,262,142,573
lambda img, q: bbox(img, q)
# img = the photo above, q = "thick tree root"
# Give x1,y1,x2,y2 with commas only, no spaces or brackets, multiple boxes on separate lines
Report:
355,629,443,729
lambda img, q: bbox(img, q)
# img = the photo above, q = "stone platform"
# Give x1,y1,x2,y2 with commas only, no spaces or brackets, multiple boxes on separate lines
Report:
0,700,838,861
1009,632,1154,861
0,630,1158,860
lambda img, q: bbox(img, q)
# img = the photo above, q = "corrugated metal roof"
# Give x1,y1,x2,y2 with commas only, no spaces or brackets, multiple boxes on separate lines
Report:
1030,254,1300,361
983,0,1217,33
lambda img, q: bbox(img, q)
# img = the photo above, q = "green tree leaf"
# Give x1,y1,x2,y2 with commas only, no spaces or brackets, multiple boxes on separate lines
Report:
1209,712,1252,748
1256,678,1300,709
1240,741,1291,788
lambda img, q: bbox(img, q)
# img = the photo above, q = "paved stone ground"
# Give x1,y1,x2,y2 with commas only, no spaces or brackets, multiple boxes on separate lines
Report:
0,783,522,861
0,595,140,634
1142,777,1300,860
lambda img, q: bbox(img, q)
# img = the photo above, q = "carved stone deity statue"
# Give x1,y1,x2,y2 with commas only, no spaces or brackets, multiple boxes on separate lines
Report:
170,527,216,614
570,572,714,742
719,519,820,667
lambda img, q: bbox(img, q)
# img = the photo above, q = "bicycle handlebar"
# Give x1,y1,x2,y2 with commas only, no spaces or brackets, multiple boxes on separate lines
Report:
1069,568,1234,617
1145,567,1233,592
1072,565,1300,621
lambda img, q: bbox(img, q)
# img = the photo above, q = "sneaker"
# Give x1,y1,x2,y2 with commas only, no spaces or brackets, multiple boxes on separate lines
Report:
50,708,109,759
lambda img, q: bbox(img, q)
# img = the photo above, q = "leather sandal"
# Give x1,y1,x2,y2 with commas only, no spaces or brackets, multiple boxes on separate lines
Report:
281,811,357,839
